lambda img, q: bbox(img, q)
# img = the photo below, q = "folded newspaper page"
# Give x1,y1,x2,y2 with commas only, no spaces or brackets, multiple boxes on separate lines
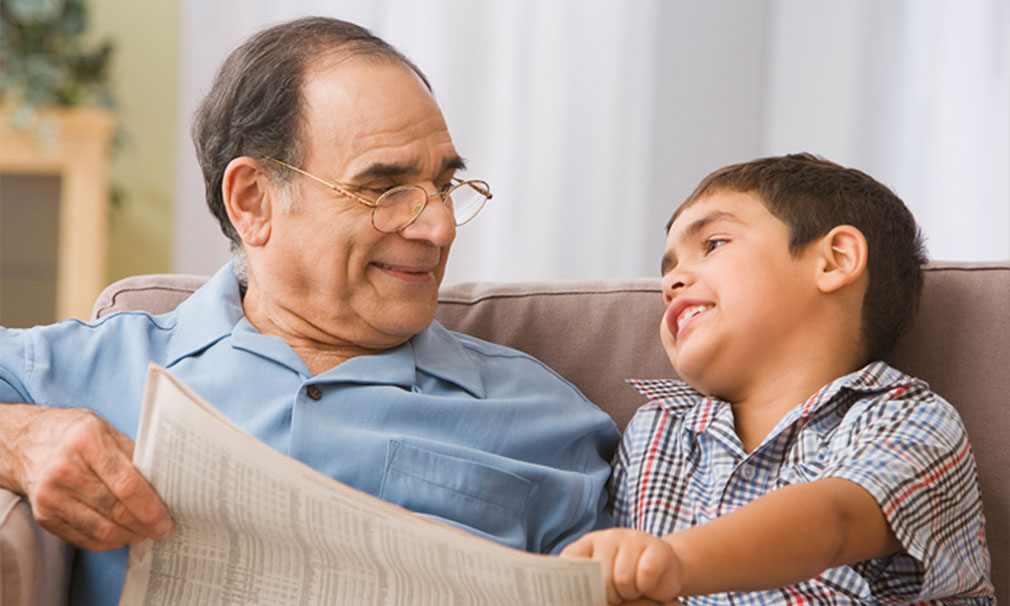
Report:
119,365,606,605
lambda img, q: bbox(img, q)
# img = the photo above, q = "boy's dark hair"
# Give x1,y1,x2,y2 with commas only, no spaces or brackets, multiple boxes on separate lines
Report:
667,153,928,363
192,17,431,249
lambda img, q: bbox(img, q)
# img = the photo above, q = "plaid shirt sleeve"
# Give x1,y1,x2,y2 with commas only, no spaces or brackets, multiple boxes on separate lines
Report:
609,404,648,528
608,401,673,530
821,380,992,601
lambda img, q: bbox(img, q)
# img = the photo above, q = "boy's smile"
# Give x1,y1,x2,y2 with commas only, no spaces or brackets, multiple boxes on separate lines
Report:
666,300,715,341
660,190,823,402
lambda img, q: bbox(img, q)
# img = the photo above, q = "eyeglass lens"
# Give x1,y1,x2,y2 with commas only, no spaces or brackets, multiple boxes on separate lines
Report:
372,182,488,232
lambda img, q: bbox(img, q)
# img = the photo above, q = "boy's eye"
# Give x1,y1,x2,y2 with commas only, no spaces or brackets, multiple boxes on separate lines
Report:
704,238,728,254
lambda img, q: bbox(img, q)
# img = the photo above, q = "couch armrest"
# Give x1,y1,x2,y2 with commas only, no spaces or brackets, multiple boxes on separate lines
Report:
0,488,71,606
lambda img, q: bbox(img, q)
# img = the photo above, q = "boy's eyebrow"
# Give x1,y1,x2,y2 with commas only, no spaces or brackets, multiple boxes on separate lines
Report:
350,155,467,182
661,210,742,275
678,210,740,242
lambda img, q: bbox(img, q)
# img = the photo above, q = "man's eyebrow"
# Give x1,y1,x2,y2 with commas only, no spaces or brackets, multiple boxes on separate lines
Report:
442,155,467,173
350,155,467,182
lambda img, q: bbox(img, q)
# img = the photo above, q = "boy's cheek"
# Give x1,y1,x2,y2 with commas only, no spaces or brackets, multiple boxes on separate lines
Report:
660,321,679,370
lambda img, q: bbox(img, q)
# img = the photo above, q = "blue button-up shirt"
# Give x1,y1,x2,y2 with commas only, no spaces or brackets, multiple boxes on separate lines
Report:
0,264,618,605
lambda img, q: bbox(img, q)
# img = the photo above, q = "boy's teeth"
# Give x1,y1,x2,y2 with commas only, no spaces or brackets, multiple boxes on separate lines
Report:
677,304,713,332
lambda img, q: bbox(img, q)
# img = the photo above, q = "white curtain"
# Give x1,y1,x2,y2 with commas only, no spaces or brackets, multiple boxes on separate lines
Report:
174,0,1009,284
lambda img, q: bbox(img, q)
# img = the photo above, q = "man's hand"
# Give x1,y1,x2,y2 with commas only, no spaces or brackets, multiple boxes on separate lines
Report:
561,528,682,605
0,404,175,551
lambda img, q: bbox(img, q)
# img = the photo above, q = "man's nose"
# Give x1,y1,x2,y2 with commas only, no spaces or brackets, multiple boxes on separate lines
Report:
399,190,456,246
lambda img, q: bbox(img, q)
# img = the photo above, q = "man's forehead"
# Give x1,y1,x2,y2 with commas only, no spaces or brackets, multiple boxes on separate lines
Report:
300,54,457,179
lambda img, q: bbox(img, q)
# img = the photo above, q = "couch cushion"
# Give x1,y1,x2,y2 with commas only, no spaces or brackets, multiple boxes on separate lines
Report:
92,273,209,319
435,279,672,431
888,262,1008,601
0,489,71,606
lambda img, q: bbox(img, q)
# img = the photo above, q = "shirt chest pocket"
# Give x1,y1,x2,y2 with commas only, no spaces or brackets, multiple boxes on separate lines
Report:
378,440,535,550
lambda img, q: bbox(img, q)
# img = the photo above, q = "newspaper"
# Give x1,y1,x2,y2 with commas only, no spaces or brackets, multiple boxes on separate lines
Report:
119,365,606,605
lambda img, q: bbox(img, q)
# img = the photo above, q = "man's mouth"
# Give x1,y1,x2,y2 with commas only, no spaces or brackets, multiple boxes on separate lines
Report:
372,262,437,281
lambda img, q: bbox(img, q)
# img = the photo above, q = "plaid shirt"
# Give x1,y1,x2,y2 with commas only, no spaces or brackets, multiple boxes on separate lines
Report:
613,362,994,605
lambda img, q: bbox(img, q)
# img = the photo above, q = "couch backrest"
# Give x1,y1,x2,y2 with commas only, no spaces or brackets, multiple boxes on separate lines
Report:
93,262,1009,600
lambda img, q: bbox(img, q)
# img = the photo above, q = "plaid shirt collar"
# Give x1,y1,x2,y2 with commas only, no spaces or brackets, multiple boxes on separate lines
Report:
626,361,921,435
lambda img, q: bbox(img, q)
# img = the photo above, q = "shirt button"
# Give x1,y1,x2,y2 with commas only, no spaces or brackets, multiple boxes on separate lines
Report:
739,465,756,480
307,385,322,400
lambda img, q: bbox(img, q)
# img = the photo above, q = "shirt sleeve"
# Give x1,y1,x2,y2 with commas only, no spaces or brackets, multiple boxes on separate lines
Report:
821,383,991,600
0,328,32,404
609,404,664,531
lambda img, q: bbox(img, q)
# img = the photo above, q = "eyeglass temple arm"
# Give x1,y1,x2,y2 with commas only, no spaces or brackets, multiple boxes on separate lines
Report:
456,178,492,199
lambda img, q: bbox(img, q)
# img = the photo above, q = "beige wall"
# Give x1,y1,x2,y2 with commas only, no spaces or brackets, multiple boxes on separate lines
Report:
89,0,179,281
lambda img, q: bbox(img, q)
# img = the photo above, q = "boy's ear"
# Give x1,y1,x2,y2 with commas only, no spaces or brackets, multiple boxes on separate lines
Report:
813,225,868,294
222,156,273,248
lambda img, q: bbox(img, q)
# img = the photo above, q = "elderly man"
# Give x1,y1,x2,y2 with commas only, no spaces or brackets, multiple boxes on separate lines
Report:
0,17,617,604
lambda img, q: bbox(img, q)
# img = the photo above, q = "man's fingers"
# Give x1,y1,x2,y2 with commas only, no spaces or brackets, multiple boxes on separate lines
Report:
83,422,175,539
34,494,147,552
32,408,174,542
92,459,174,539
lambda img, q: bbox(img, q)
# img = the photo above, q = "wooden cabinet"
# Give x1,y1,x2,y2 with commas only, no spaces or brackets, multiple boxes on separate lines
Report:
0,105,115,321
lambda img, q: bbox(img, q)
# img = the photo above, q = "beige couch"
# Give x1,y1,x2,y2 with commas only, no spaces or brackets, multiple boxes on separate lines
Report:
2,262,1007,604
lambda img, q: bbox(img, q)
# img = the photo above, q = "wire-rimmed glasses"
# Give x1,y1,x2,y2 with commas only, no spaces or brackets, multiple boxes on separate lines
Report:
262,156,492,233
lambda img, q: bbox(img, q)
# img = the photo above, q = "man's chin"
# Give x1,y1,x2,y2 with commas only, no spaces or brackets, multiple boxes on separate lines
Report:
374,303,438,338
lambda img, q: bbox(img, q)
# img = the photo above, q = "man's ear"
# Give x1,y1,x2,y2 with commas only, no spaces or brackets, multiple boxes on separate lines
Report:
814,225,868,294
222,156,272,247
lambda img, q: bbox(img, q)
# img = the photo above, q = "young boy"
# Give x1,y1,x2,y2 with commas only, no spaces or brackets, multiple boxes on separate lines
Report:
562,154,994,604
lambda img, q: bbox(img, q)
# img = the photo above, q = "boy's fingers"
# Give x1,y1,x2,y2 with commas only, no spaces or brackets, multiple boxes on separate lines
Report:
559,535,593,558
578,535,622,605
638,540,682,601
612,541,647,600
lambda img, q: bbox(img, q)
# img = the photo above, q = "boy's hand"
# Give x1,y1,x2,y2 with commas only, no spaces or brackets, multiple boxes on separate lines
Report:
561,528,683,605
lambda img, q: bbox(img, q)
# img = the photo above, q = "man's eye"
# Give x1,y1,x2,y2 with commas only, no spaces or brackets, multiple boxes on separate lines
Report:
364,185,395,197
704,238,727,253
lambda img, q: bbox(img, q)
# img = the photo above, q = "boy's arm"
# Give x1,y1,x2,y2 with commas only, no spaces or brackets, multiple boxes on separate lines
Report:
665,477,899,597
563,477,899,603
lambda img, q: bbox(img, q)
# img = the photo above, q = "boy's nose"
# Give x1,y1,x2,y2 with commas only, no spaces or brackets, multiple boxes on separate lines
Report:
661,269,691,303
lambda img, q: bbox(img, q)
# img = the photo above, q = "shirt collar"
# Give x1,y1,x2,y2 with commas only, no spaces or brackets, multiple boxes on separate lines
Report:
407,320,486,398
626,378,725,433
789,361,920,415
164,264,484,396
164,262,245,367
627,361,920,434
290,320,483,397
